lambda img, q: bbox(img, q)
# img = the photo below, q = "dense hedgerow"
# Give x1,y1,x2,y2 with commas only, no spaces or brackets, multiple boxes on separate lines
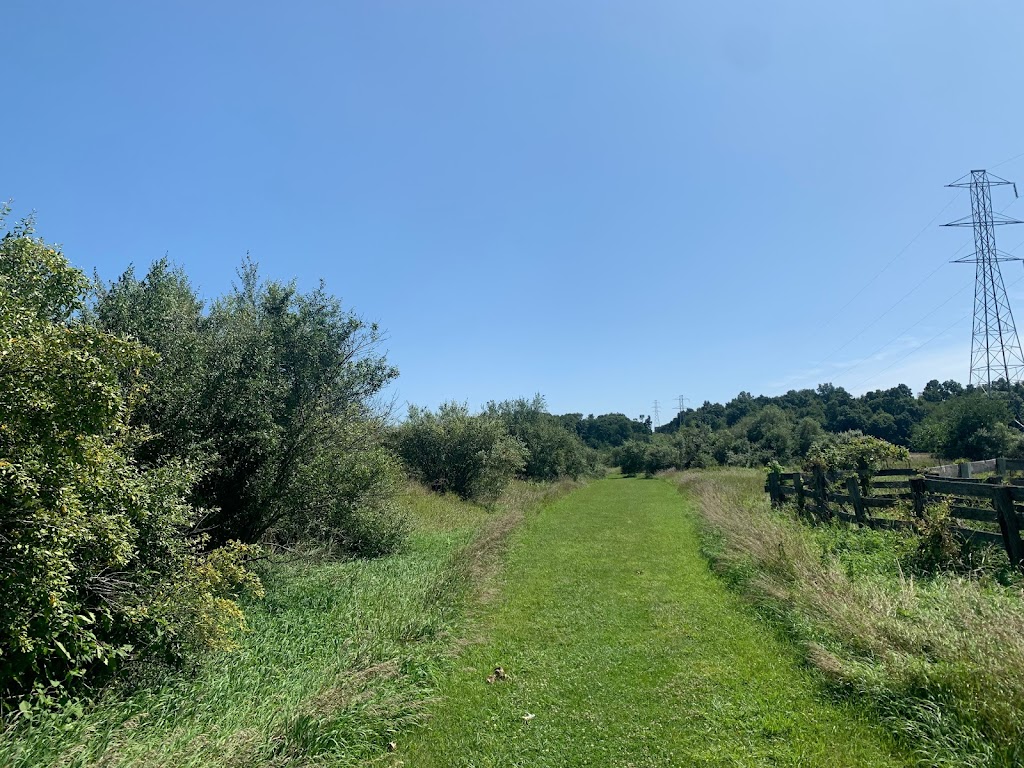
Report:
91,257,406,555
392,402,528,501
0,219,259,711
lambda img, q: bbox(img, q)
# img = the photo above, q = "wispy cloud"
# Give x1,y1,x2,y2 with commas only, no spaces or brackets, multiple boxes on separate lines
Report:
848,342,968,394
767,335,925,391
766,330,970,396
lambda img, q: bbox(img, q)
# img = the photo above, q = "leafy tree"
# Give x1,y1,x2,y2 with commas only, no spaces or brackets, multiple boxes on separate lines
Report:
575,413,651,449
805,432,909,493
742,405,795,464
794,416,824,456
724,391,757,426
913,393,1017,460
675,424,717,469
392,403,527,500
642,436,678,476
485,396,595,481
0,223,257,709
613,440,649,476
92,259,404,553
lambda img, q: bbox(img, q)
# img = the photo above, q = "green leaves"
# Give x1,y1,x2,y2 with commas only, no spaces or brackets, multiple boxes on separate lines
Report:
91,257,403,553
1,233,258,712
393,403,528,501
804,432,909,476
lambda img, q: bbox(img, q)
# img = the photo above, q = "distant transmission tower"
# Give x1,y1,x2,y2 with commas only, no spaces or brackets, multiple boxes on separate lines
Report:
653,400,661,429
944,170,1024,389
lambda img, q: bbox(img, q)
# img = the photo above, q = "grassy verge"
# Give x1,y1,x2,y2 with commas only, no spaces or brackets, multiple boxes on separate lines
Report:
397,476,910,767
670,468,1024,768
0,481,572,768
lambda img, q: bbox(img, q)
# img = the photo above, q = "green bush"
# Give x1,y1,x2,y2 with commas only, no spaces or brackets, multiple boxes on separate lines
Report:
613,440,649,476
91,258,405,555
642,439,677,476
913,392,1018,460
805,432,909,492
0,223,258,711
484,396,597,481
392,403,527,500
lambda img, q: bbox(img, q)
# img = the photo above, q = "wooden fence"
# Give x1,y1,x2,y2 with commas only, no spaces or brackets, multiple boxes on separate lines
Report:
765,459,1024,572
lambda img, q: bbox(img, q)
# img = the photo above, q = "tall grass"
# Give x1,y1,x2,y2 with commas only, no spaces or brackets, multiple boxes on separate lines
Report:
0,481,574,768
670,468,1024,768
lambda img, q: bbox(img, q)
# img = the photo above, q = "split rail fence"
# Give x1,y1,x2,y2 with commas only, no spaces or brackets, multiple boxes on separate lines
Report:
765,457,1024,572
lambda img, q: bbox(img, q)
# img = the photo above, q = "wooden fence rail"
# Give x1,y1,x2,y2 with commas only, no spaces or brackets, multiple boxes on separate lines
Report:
765,459,1024,572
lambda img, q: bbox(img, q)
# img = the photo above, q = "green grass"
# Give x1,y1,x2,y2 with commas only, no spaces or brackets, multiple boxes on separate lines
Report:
396,476,911,767
0,484,543,768
674,468,1024,768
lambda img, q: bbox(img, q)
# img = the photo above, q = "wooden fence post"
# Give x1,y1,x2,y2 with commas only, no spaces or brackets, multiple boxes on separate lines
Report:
767,470,781,507
845,475,867,525
959,462,973,479
909,476,926,519
997,457,1007,476
812,467,831,521
992,486,1024,572
793,472,806,516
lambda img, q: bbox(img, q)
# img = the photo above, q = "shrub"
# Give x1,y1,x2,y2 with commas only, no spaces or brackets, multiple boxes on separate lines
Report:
0,223,258,711
484,396,597,481
91,258,405,555
642,440,677,476
805,432,909,492
613,440,649,476
392,403,528,500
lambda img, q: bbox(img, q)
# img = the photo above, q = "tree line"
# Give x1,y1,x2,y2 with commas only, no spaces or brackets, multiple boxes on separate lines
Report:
634,380,1024,473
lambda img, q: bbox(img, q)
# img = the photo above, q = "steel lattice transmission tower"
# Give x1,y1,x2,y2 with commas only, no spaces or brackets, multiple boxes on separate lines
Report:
943,170,1024,389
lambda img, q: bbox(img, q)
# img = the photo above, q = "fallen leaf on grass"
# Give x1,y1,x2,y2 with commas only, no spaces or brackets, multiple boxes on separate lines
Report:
485,666,508,684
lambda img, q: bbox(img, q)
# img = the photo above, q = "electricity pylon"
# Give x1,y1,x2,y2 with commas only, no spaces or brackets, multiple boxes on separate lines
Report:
944,170,1024,389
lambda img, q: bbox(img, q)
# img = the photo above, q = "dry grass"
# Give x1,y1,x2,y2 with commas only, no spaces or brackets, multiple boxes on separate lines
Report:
669,468,1024,768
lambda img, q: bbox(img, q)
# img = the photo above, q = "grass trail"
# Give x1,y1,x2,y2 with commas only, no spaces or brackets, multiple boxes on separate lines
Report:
0,484,529,768
397,476,912,767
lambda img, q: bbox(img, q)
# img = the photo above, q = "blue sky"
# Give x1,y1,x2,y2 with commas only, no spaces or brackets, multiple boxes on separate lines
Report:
7,1,1024,424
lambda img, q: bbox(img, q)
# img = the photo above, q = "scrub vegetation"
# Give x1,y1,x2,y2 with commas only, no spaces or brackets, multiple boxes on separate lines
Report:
0,215,596,762
0,482,573,767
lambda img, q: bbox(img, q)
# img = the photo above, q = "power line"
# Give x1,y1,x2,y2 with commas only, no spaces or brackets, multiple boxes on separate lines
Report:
817,192,961,332
830,279,973,381
850,312,972,391
824,227,1024,387
810,194,1022,376
945,169,1024,388
815,258,954,367
851,273,1024,392
991,150,1024,170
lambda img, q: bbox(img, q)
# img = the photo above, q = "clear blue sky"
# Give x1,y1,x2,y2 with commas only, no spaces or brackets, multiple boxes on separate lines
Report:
7,1,1024,424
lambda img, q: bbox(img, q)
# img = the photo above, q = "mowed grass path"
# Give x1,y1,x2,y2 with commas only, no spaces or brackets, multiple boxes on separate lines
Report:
396,476,911,767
